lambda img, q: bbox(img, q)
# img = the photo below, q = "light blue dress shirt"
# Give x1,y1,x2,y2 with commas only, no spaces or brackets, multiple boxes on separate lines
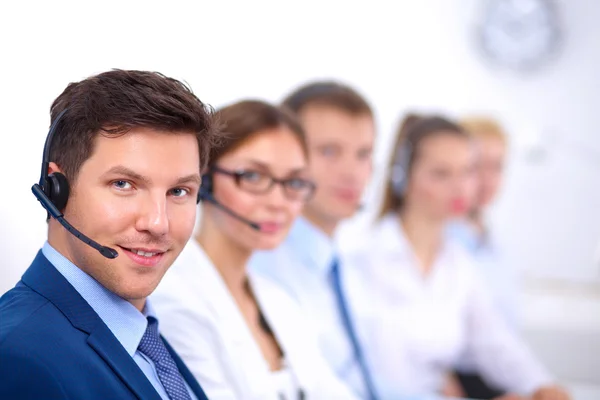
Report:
249,217,371,399
42,241,197,400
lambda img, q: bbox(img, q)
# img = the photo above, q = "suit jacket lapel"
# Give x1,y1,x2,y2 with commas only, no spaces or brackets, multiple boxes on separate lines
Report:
163,337,208,400
87,329,161,400
22,250,161,400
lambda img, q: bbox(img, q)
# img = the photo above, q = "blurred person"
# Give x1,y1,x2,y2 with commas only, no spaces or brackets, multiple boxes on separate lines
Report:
342,114,570,400
447,116,521,399
249,82,379,399
151,100,358,399
0,69,218,400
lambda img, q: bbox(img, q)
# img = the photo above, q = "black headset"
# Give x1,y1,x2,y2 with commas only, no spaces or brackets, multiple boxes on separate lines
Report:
31,109,118,259
196,170,260,231
390,141,413,197
197,173,212,204
36,109,71,212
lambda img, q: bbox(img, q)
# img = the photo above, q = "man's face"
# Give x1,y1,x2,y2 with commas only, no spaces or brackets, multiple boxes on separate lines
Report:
299,105,375,227
54,128,201,308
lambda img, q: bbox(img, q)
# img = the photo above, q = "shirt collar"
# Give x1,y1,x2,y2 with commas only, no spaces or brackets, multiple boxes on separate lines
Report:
445,220,481,251
42,241,151,357
286,216,336,275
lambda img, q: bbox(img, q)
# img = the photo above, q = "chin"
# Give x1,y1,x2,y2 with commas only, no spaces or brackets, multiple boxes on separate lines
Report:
112,284,157,306
122,271,165,296
332,205,359,220
254,236,286,251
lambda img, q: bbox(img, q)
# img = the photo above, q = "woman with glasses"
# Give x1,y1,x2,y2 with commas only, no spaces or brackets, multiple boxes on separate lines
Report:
151,100,357,400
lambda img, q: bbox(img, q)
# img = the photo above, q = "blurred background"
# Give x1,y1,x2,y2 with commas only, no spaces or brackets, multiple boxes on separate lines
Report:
0,0,598,398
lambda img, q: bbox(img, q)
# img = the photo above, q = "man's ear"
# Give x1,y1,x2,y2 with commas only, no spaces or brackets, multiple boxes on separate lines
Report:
48,161,62,176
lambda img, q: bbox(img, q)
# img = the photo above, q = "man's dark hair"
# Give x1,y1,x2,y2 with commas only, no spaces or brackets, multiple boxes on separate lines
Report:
282,81,373,117
49,69,220,182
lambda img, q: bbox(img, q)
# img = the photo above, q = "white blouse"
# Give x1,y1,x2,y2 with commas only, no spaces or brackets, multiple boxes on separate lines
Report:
151,239,357,400
339,214,553,399
270,360,299,400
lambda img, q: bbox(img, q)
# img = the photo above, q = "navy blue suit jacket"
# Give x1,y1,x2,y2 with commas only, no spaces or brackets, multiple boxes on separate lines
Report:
0,250,209,400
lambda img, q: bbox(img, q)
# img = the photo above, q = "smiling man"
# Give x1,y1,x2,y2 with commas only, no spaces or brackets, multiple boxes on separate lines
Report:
0,70,219,400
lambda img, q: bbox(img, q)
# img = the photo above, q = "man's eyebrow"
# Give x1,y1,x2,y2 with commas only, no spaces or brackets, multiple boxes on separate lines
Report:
105,166,151,185
104,166,201,186
175,174,201,186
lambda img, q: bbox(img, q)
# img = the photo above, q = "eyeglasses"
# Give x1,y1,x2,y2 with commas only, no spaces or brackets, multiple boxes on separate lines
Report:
212,166,316,202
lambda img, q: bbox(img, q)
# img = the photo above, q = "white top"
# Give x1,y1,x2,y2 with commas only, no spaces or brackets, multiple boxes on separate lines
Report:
445,219,520,330
249,217,371,399
445,219,521,373
151,239,357,400
339,214,553,399
270,360,297,400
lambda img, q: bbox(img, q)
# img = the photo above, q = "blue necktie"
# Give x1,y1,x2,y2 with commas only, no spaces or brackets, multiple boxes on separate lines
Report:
330,258,378,400
138,317,192,400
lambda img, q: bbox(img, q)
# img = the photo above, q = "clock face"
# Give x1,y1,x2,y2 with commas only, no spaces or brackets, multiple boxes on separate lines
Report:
476,0,563,72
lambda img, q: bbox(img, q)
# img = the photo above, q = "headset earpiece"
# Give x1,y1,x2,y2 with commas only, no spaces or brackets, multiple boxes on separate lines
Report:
391,142,412,197
32,107,119,259
45,172,70,211
195,170,261,231
197,173,213,203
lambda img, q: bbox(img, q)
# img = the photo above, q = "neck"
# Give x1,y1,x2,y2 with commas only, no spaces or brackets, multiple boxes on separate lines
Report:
196,218,252,294
399,207,444,274
467,208,486,237
302,207,338,238
130,298,146,312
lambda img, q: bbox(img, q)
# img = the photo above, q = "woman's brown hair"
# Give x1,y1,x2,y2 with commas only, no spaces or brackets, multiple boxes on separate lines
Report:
208,99,307,167
378,113,468,218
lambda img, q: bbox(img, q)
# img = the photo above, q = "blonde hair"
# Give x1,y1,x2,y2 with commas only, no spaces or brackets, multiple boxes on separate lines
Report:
460,116,507,144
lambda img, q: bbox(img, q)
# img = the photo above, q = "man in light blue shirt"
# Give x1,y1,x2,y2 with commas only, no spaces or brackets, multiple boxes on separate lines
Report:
0,70,218,400
249,81,379,399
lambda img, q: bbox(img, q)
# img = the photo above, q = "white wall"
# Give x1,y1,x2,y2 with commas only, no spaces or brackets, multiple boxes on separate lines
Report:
2,0,598,286
1,0,598,394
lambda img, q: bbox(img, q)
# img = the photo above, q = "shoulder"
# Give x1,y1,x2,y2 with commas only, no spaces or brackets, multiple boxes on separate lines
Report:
0,339,68,398
164,240,207,280
154,240,214,299
0,284,83,395
152,242,220,333
0,283,55,346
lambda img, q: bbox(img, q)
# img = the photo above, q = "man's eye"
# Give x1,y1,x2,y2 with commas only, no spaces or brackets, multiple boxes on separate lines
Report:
112,180,132,190
170,188,189,197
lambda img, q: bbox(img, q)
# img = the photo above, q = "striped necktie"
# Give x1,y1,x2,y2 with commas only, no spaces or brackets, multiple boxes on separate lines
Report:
138,317,192,400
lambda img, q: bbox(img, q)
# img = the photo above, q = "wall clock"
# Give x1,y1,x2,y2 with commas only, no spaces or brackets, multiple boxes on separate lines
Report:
475,0,563,73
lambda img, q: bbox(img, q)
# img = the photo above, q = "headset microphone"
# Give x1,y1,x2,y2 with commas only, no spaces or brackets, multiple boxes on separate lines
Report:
203,195,261,231
198,174,261,231
32,185,119,259
32,108,119,259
